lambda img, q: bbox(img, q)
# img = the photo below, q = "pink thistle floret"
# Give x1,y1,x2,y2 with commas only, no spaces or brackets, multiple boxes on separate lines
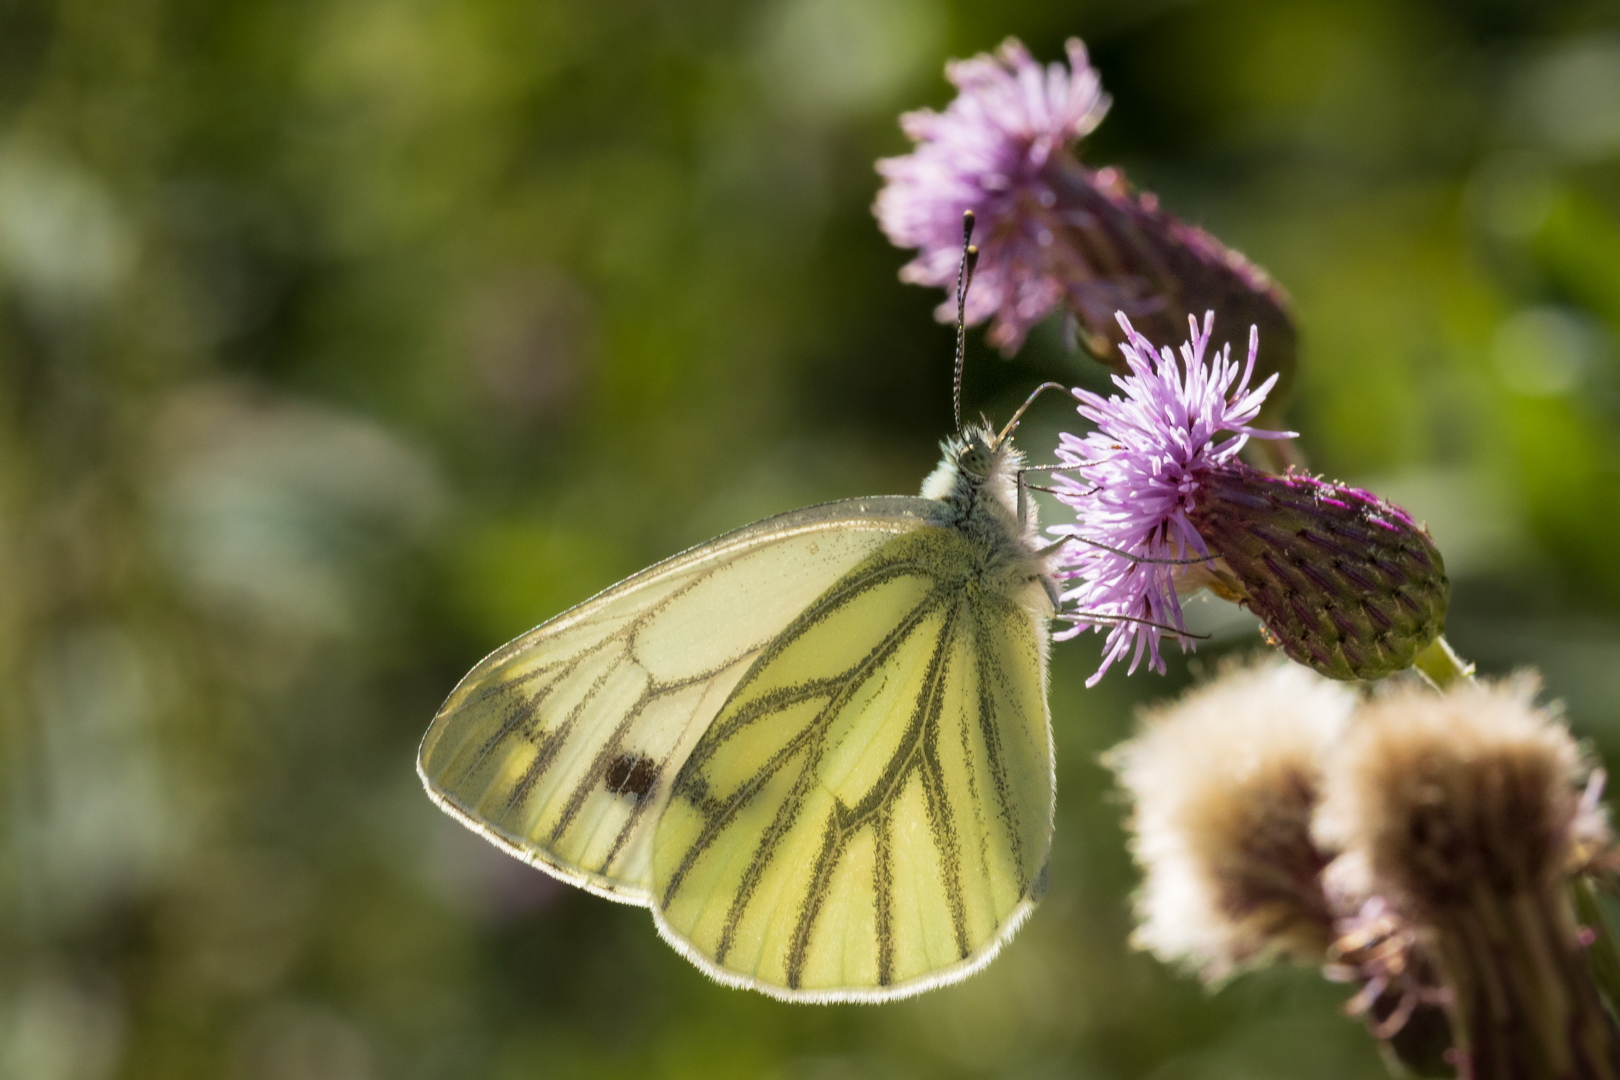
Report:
874,38,1109,351
1051,311,1293,685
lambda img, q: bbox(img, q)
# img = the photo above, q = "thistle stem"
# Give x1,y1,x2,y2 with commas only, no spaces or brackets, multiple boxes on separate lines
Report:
1414,635,1476,689
1431,883,1620,1079
1575,878,1620,1028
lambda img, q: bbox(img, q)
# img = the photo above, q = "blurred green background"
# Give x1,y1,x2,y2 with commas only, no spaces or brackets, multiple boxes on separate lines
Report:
4,0,1620,1076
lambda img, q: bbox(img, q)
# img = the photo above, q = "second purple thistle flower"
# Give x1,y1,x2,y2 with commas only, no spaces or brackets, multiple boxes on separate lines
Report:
874,38,1110,354
1052,314,1448,685
874,37,1294,410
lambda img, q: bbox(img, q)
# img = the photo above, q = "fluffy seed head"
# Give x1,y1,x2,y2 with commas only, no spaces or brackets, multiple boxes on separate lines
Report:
1315,677,1601,918
1109,655,1357,981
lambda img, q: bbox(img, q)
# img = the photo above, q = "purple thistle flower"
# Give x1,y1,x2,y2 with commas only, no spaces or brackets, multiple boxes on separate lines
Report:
1051,311,1288,685
1053,313,1449,685
874,38,1110,352
875,39,1298,422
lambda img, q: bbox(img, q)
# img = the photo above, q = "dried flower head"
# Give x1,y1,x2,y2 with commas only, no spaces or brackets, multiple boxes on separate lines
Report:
1315,676,1599,918
1109,656,1356,981
1316,677,1620,1075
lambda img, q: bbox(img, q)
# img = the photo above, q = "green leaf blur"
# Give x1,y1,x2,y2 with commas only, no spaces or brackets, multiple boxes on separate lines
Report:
1,0,1617,1077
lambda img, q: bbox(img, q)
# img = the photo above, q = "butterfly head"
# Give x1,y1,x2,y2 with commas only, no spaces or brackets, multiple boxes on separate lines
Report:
921,423,1022,506
957,432,996,479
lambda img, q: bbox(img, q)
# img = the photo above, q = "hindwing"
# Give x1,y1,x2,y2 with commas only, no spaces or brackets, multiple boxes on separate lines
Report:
651,528,1055,1001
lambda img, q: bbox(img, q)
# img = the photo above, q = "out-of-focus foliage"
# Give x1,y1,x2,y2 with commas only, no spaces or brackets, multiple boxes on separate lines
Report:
2,0,1618,1077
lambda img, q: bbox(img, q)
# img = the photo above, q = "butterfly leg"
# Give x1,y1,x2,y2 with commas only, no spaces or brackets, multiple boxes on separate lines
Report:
1014,463,1070,530
1038,570,1062,611
1013,463,1074,613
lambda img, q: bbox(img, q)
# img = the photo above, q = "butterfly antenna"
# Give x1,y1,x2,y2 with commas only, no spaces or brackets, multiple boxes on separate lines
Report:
953,210,978,434
995,381,1067,447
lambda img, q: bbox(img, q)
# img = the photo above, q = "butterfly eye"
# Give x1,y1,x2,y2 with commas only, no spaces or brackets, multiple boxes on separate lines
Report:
959,440,993,477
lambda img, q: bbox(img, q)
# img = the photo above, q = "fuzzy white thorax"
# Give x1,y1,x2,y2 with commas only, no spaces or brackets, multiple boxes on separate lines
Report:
921,423,1055,612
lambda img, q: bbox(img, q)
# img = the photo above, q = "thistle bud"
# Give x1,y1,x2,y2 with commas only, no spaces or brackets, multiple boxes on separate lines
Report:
1187,464,1448,681
1045,161,1297,414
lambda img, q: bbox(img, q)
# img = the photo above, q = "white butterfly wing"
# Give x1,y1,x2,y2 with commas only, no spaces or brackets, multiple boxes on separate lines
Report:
417,497,955,905
651,527,1054,1001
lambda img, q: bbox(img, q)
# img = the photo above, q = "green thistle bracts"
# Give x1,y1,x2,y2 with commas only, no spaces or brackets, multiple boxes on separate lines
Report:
1188,464,1448,680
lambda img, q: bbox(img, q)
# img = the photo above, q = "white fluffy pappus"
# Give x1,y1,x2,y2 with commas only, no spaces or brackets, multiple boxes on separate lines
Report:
1108,655,1357,981
1314,675,1604,919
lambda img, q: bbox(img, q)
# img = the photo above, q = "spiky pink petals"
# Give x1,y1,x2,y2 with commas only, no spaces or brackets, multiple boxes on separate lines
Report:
873,38,1295,405
1050,312,1291,685
874,37,1109,351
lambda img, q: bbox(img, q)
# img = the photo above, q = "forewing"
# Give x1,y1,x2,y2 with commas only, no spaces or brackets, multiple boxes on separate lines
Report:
418,497,951,905
651,528,1054,1001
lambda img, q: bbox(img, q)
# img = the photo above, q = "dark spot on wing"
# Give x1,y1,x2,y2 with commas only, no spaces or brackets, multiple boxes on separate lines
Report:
1030,860,1050,901
604,753,659,802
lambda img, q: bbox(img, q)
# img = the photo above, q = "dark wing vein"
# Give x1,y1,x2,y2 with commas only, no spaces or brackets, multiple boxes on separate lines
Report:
500,653,626,813
916,622,970,963
455,641,613,787
783,600,964,987
685,555,946,761
971,598,1029,895
450,554,782,795
661,586,945,911
874,806,894,986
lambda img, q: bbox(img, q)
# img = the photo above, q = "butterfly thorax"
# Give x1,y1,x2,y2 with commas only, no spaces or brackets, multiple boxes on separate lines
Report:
921,425,1056,612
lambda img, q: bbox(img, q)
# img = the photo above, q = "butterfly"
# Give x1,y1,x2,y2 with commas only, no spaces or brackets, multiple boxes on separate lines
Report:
420,218,1071,1002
